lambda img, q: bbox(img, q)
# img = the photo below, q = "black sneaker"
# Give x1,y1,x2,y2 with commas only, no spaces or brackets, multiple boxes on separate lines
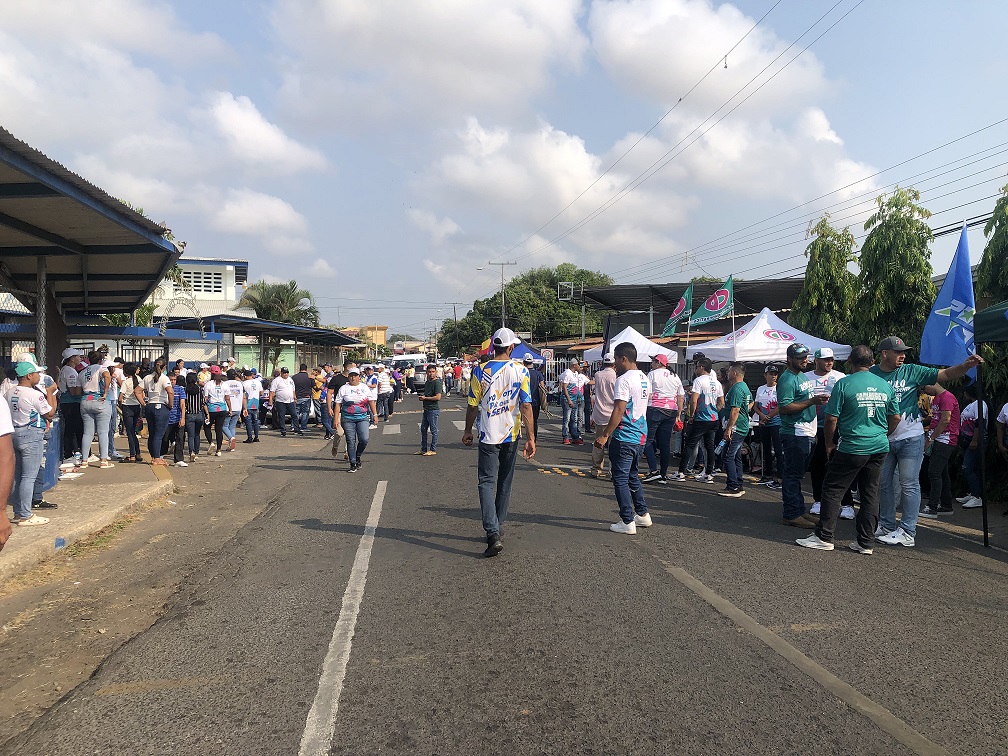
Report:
484,537,503,558
936,506,954,515
756,476,773,485
919,506,938,520
253,437,260,442
348,463,358,473
641,470,662,483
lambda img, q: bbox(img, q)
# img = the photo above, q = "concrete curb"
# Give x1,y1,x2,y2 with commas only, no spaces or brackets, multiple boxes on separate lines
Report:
0,478,175,584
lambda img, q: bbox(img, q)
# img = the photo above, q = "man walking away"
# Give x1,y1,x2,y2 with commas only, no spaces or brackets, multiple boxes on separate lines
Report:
523,356,546,442
418,364,442,456
777,344,828,527
673,357,723,483
292,364,314,432
871,335,982,547
462,328,535,558
328,364,350,462
797,345,900,553
720,363,752,497
589,355,618,479
806,348,854,519
594,342,651,534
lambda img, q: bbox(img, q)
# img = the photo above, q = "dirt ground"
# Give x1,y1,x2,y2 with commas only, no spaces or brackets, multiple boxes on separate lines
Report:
0,450,288,747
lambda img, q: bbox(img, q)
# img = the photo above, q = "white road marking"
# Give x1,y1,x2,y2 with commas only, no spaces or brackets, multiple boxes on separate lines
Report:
452,420,466,431
382,424,400,435
299,481,387,756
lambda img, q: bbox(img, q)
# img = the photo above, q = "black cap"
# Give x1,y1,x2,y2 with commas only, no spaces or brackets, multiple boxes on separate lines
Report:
280,367,289,373
786,343,809,358
692,351,705,360
764,364,780,373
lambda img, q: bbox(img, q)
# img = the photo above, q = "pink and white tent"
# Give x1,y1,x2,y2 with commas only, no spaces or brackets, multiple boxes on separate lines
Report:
685,308,851,362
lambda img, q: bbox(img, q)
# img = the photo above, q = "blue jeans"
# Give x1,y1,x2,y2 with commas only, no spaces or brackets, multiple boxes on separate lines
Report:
562,399,583,441
276,401,297,434
724,435,746,490
477,441,519,538
296,398,311,431
245,408,260,441
961,439,984,497
320,401,333,435
108,400,118,457
81,398,112,460
421,408,439,452
223,410,240,441
609,438,648,524
10,425,45,519
341,416,370,465
780,434,815,520
879,433,925,536
644,408,677,476
185,415,202,455
145,403,170,460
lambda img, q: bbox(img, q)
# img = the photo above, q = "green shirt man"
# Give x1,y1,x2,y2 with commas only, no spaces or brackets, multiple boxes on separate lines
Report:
724,380,752,437
825,371,898,456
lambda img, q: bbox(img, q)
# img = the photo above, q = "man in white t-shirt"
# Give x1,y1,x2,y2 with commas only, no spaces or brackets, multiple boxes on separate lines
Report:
0,382,14,550
805,348,855,520
674,357,724,483
270,367,299,436
595,342,652,534
559,361,588,444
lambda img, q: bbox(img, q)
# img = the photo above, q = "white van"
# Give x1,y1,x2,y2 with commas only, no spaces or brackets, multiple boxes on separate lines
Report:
390,354,431,388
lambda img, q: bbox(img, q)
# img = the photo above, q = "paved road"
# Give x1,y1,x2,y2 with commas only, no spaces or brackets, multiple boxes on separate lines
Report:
5,396,1006,755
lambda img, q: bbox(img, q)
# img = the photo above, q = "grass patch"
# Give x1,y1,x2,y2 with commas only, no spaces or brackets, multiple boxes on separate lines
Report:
64,515,138,558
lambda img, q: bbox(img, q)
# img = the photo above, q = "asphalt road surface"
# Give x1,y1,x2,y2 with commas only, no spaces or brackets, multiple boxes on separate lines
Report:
4,396,1006,755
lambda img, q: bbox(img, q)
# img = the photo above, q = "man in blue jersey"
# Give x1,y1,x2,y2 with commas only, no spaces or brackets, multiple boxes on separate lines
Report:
594,342,652,534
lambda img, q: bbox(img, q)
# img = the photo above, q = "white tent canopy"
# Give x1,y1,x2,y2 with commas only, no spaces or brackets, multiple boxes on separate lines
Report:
584,326,678,363
685,308,851,362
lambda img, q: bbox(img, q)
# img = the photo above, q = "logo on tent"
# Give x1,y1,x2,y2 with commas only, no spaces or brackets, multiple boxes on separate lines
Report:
707,289,730,311
725,328,746,342
764,329,795,341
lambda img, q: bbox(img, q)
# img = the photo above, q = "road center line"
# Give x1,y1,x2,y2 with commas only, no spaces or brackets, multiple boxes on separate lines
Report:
299,480,388,756
658,560,951,756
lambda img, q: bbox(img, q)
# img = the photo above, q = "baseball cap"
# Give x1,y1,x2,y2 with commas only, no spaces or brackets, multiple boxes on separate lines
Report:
348,367,360,375
522,355,533,364
602,354,615,364
15,355,46,376
200,362,209,369
652,354,668,367
814,347,834,359
61,347,83,360
877,335,910,352
786,343,810,358
210,365,222,375
280,366,289,373
101,358,116,368
492,327,521,348
764,363,780,374
250,368,257,375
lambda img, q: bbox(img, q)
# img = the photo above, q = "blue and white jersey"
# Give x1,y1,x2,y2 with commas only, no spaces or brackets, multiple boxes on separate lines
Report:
8,385,51,429
613,369,649,445
468,360,532,445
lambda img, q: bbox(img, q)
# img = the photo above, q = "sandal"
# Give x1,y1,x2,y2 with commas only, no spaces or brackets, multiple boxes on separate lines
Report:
99,460,115,469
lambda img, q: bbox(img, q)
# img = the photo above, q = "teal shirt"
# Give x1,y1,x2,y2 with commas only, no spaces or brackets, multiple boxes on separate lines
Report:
777,368,817,437
868,363,940,441
826,370,897,455
725,381,752,435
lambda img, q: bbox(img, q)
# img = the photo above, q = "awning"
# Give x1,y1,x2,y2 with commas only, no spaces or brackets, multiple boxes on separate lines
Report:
165,314,361,348
0,323,222,342
975,300,1008,343
583,280,805,316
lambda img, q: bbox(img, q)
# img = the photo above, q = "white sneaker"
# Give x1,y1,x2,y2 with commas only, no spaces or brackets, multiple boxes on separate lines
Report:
703,474,715,484
175,461,188,467
874,525,892,541
810,501,821,515
962,496,983,509
670,472,686,481
848,541,873,555
796,533,834,550
634,512,653,528
839,505,856,520
693,472,706,481
369,424,378,430
610,520,637,534
956,495,974,504
877,527,915,547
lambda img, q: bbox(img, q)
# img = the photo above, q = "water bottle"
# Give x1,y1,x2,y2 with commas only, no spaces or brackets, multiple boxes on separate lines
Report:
714,439,726,455
73,451,82,467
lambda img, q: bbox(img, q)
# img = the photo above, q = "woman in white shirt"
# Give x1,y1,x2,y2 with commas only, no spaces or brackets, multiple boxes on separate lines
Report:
142,358,174,466
642,355,684,483
221,369,246,452
79,353,115,468
119,362,146,462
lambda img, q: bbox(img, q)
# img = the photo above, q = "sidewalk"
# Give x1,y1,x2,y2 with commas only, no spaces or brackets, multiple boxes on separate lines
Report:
1,437,175,584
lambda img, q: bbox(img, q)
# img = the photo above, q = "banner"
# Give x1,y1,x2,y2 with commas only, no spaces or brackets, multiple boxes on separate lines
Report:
600,316,613,359
689,277,734,327
921,226,976,375
662,284,693,336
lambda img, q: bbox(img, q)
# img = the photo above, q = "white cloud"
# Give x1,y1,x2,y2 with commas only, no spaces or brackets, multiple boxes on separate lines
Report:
408,210,461,244
210,189,309,236
210,92,327,173
306,257,337,278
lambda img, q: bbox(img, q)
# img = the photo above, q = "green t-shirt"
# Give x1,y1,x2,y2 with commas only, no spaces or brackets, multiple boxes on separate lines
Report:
423,378,443,410
868,363,940,441
826,370,898,455
725,381,752,435
777,368,817,437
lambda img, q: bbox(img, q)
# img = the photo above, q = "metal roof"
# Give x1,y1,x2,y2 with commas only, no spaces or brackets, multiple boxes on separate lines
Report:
0,322,221,343
0,126,181,316
165,314,361,348
582,279,806,317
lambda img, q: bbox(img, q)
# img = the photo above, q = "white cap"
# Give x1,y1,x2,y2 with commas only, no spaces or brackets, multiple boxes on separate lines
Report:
62,347,83,360
814,347,835,359
200,362,209,368
101,358,116,368
348,366,361,375
492,327,521,348
603,354,615,364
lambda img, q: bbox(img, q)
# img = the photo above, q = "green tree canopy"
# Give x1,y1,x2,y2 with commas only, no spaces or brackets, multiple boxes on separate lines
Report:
851,187,935,350
237,280,320,372
976,183,1008,398
790,215,857,343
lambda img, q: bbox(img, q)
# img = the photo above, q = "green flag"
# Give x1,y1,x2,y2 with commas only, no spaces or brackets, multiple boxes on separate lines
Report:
661,284,693,336
689,276,734,327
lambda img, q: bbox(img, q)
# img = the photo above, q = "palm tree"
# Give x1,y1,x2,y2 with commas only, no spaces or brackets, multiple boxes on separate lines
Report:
237,280,321,372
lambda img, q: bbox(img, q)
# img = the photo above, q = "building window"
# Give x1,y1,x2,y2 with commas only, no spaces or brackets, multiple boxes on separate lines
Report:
180,270,224,294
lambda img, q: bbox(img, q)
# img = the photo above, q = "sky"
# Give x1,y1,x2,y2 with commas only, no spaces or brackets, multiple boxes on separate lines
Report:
2,0,1006,338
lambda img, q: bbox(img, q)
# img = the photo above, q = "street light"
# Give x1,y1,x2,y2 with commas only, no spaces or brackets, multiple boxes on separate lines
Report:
477,261,517,328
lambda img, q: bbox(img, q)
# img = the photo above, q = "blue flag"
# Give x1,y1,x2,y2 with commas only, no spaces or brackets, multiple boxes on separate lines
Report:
920,225,975,373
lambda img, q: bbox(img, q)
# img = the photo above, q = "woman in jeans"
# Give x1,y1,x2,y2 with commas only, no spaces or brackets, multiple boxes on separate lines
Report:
161,371,188,466
203,365,229,456
79,353,115,468
142,358,173,466
119,363,145,462
183,371,204,461
334,367,375,472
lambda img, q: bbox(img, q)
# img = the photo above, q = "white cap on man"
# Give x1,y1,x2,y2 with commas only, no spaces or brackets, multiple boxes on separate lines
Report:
62,347,83,360
492,327,521,348
814,347,834,360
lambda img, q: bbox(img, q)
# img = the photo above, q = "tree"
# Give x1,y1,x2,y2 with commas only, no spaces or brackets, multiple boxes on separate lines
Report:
789,215,857,343
851,187,935,349
237,280,321,373
975,183,1008,399
388,332,417,343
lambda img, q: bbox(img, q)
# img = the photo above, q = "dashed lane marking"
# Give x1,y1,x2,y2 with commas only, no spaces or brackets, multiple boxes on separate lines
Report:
382,424,400,435
299,481,388,756
452,420,466,431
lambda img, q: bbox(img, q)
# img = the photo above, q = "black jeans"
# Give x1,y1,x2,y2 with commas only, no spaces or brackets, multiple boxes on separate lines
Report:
121,403,143,458
810,428,854,507
758,424,783,478
679,419,718,475
208,410,227,451
60,402,83,459
927,440,955,511
815,450,886,547
161,422,186,463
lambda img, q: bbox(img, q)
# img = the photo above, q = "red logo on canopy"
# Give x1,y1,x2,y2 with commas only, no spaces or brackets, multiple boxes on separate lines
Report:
725,328,746,342
671,296,686,319
706,289,730,311
764,329,795,341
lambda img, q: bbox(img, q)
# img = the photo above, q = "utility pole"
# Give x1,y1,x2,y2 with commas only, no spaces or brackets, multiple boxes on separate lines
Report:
485,261,517,328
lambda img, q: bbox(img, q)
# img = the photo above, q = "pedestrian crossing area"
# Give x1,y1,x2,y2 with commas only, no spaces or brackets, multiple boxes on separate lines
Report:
378,420,568,435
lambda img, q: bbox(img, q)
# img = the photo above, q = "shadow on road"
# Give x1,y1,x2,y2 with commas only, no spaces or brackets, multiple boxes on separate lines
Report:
290,518,486,559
